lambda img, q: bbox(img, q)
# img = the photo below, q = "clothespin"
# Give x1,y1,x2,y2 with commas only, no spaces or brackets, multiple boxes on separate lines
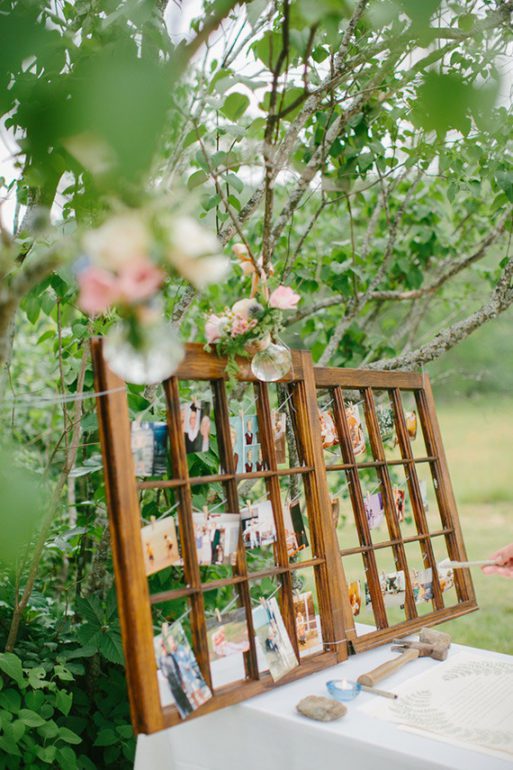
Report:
215,608,222,623
202,505,209,519
150,515,156,529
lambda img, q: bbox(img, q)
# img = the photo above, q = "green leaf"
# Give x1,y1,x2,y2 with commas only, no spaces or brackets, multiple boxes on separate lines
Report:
0,734,21,757
220,92,250,122
94,728,118,747
0,688,22,713
187,170,208,191
58,726,82,745
37,745,57,764
27,667,47,689
25,690,45,711
98,632,124,665
225,173,244,194
55,689,73,716
37,719,59,740
57,746,78,770
0,654,25,688
18,708,46,727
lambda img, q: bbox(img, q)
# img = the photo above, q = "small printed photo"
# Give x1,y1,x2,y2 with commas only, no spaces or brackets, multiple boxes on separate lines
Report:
348,580,362,617
252,597,298,681
192,512,240,566
255,445,267,472
283,498,309,557
141,516,181,576
293,591,321,652
229,416,245,474
364,581,372,607
244,444,260,473
331,496,341,529
411,568,433,603
154,622,212,718
243,415,259,447
241,500,277,549
131,421,168,476
272,411,287,464
182,400,212,454
319,410,339,449
419,479,429,513
438,565,455,593
393,487,406,522
405,410,417,440
383,570,406,608
376,405,395,445
345,404,366,456
206,607,250,661
364,491,385,530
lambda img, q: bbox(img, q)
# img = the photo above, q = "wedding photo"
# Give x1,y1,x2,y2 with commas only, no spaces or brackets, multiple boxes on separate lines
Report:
252,598,298,681
131,420,168,477
271,410,287,464
192,512,240,566
364,491,385,530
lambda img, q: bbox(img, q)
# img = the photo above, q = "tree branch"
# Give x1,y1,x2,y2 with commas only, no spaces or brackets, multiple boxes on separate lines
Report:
367,251,513,371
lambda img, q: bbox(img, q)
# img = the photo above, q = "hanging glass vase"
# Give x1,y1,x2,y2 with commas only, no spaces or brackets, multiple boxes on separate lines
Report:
250,342,292,382
104,319,184,385
244,332,271,357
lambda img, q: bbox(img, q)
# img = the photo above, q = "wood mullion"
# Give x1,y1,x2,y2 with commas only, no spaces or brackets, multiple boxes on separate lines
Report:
389,388,444,611
163,377,212,689
91,340,163,734
332,387,388,630
254,382,299,659
362,388,417,621
292,357,351,658
211,379,259,680
416,379,475,604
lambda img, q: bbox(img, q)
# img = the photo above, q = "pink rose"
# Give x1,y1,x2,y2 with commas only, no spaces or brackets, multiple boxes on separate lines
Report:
269,285,301,310
78,266,120,315
118,261,164,303
231,314,257,337
205,314,226,344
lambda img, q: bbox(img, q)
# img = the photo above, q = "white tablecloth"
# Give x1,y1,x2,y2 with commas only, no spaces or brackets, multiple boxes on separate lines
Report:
135,637,513,770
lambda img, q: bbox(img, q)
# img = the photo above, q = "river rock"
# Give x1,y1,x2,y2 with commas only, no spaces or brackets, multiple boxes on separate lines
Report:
296,695,347,722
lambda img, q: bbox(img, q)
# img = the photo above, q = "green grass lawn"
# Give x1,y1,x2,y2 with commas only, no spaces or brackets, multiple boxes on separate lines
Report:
434,397,513,654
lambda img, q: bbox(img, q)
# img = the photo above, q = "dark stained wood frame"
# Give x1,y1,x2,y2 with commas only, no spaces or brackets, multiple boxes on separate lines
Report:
91,340,476,735
91,341,351,735
313,366,477,653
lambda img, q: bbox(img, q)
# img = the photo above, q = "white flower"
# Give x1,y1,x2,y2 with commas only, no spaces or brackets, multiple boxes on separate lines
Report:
84,213,150,271
167,216,230,289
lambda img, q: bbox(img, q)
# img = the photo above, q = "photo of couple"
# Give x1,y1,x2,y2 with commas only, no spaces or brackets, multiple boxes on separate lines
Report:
181,400,211,454
192,511,240,566
252,597,298,681
154,621,212,719
283,498,309,557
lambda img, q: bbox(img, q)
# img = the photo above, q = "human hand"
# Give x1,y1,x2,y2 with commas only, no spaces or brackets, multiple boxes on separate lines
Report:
481,543,513,578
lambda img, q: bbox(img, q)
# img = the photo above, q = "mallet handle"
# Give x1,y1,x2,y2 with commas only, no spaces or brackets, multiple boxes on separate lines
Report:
357,648,420,687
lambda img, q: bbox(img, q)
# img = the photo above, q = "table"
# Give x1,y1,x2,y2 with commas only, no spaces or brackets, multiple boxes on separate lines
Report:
135,636,513,770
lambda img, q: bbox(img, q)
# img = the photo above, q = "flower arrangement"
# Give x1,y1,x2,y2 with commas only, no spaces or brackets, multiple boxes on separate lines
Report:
75,206,229,384
204,245,300,381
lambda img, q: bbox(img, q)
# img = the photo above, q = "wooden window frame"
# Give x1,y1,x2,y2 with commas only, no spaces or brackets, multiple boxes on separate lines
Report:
313,366,477,653
91,340,477,735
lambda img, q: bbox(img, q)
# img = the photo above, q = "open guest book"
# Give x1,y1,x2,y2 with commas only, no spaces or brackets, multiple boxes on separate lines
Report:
91,340,477,735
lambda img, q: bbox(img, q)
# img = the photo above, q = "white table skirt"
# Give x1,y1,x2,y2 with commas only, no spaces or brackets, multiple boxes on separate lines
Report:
135,637,513,770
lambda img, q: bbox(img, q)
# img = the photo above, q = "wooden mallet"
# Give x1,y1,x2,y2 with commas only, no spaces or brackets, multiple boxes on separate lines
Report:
357,627,451,687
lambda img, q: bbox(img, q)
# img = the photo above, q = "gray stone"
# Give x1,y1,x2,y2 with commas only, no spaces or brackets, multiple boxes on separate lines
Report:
296,695,347,722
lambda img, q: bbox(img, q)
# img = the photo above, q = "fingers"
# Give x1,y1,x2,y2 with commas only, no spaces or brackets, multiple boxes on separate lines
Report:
481,565,513,578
